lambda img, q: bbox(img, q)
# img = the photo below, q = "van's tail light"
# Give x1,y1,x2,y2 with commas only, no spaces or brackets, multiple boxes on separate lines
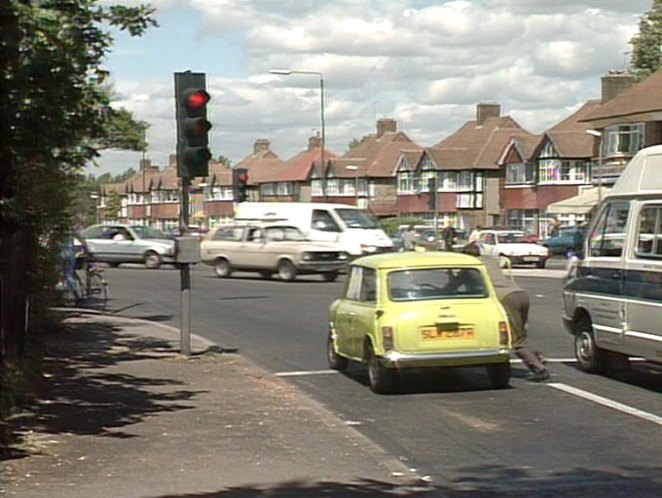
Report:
381,326,394,350
499,321,510,346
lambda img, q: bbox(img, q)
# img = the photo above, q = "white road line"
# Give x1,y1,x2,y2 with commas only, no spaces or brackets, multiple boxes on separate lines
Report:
276,369,339,377
548,382,662,426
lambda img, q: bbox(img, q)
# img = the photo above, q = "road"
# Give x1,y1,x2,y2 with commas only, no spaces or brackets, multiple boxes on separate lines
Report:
100,263,661,497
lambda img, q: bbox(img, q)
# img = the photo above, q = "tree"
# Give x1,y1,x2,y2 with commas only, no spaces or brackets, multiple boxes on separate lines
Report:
630,0,662,79
216,155,232,167
348,135,371,151
0,1,157,358
105,191,123,221
0,1,157,236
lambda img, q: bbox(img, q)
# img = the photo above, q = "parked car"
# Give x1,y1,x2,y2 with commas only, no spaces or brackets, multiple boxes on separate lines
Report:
79,224,176,269
327,251,512,394
479,229,549,268
543,226,586,256
200,223,349,281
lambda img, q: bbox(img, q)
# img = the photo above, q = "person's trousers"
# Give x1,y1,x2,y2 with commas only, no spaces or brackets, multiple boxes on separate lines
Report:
501,290,546,374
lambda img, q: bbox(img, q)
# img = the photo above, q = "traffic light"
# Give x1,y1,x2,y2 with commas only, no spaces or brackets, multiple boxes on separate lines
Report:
428,177,437,210
175,71,212,178
233,168,249,202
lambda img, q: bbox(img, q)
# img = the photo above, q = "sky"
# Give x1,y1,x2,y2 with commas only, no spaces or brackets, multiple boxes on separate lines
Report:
91,0,654,177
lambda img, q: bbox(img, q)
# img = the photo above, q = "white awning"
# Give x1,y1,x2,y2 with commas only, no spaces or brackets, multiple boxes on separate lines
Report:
546,187,610,215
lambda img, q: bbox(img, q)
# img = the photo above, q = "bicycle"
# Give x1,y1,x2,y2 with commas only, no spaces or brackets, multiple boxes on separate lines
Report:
73,261,108,309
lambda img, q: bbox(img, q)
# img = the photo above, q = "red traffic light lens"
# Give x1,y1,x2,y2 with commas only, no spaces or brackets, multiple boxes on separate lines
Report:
239,173,249,183
186,90,210,110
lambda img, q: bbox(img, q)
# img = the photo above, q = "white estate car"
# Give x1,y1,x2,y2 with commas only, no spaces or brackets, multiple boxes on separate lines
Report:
479,229,549,268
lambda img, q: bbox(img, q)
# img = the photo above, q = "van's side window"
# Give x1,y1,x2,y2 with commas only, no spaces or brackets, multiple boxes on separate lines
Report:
588,202,630,257
635,205,662,258
312,210,341,232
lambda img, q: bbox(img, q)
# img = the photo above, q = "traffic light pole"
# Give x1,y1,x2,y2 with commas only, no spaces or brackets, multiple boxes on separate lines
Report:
179,177,191,356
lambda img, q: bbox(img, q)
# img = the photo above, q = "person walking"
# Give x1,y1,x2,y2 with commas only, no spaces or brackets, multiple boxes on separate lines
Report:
468,224,483,244
403,225,418,251
463,242,550,382
442,223,456,252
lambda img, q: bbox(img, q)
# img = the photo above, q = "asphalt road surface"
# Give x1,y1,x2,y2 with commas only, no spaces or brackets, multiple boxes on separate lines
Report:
100,263,661,497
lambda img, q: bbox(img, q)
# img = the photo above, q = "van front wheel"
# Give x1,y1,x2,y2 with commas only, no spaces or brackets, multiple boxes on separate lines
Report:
574,317,606,374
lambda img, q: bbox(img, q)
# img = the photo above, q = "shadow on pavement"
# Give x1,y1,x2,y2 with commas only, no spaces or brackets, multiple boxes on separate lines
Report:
3,315,206,460
145,465,661,497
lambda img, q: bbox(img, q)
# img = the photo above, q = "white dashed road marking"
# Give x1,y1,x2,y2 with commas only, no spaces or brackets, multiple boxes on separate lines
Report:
548,382,662,426
276,369,338,377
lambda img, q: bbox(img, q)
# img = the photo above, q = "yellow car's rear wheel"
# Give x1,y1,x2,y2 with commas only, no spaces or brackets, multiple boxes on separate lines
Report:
486,362,511,389
366,342,398,395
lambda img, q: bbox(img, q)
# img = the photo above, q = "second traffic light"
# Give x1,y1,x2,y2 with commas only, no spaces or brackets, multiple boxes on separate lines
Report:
233,168,249,202
175,71,212,178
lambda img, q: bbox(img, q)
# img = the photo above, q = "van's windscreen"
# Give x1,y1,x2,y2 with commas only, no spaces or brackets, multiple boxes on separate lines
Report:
336,209,378,229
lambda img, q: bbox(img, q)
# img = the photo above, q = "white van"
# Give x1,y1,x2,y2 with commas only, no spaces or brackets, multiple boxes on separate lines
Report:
563,145,662,373
234,202,394,257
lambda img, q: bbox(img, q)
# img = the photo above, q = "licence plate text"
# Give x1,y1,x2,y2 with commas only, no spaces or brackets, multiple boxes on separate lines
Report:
421,327,475,340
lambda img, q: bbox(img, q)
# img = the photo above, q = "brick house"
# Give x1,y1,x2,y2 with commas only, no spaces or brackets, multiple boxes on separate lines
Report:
408,103,535,230
328,118,422,217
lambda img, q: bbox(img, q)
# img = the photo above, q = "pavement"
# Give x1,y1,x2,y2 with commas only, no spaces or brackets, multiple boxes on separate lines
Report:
1,309,440,498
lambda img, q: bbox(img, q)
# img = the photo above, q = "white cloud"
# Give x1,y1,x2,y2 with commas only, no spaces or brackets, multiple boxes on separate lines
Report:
93,0,654,176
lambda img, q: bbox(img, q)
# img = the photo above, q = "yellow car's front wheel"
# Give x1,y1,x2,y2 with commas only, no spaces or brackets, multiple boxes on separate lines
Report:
327,333,348,372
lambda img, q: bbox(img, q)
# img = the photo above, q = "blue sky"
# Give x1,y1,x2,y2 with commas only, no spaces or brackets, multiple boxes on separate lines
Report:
92,0,653,177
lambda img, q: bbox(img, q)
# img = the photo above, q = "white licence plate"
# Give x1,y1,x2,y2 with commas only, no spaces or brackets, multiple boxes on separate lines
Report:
523,256,539,262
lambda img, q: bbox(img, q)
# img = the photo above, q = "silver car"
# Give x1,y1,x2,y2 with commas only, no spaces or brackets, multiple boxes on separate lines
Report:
79,224,176,269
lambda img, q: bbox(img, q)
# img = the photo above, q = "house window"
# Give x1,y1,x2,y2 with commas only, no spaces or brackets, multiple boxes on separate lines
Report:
507,209,538,234
538,159,590,184
457,171,473,191
604,123,645,157
326,178,339,196
311,179,324,197
420,170,436,192
397,171,417,194
276,182,292,196
439,171,457,191
506,162,534,184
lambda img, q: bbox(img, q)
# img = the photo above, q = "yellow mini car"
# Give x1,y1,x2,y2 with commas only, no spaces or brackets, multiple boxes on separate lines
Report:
328,251,512,394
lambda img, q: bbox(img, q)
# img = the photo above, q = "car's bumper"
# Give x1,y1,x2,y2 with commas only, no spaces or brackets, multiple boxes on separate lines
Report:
379,348,511,368
509,255,547,265
297,261,346,273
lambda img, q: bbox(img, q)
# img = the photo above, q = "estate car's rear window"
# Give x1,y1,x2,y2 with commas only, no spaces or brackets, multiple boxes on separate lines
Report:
387,268,487,301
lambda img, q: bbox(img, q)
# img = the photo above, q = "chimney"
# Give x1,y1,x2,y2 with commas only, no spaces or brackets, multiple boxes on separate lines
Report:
169,154,178,168
377,118,397,137
601,71,636,103
253,139,271,154
148,165,159,174
308,133,321,151
139,158,151,171
477,103,501,125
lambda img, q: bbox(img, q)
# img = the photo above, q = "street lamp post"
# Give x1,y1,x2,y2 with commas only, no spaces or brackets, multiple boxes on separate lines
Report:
586,129,603,204
270,69,325,196
345,165,359,207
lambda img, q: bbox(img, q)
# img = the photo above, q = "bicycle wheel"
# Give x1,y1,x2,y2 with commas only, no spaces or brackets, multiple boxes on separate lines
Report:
87,273,108,308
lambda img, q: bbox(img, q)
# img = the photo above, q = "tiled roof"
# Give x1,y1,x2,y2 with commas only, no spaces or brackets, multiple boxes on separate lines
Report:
498,134,543,164
340,131,422,177
208,162,233,186
582,70,662,121
234,149,285,184
432,116,533,170
278,147,337,182
545,100,601,157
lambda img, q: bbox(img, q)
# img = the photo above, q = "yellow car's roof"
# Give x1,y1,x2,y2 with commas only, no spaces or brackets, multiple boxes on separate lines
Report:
353,251,482,270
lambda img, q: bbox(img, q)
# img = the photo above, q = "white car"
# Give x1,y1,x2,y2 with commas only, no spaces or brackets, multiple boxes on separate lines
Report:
479,229,549,268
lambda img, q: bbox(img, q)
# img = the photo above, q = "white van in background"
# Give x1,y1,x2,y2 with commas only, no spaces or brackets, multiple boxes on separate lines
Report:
234,202,394,257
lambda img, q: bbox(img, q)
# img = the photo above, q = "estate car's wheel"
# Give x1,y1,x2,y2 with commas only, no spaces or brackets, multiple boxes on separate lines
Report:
108,262,120,268
365,342,398,394
278,260,297,281
574,317,606,374
144,251,161,269
214,258,233,278
327,333,348,372
536,258,547,269
259,271,273,279
486,362,511,389
322,271,339,282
